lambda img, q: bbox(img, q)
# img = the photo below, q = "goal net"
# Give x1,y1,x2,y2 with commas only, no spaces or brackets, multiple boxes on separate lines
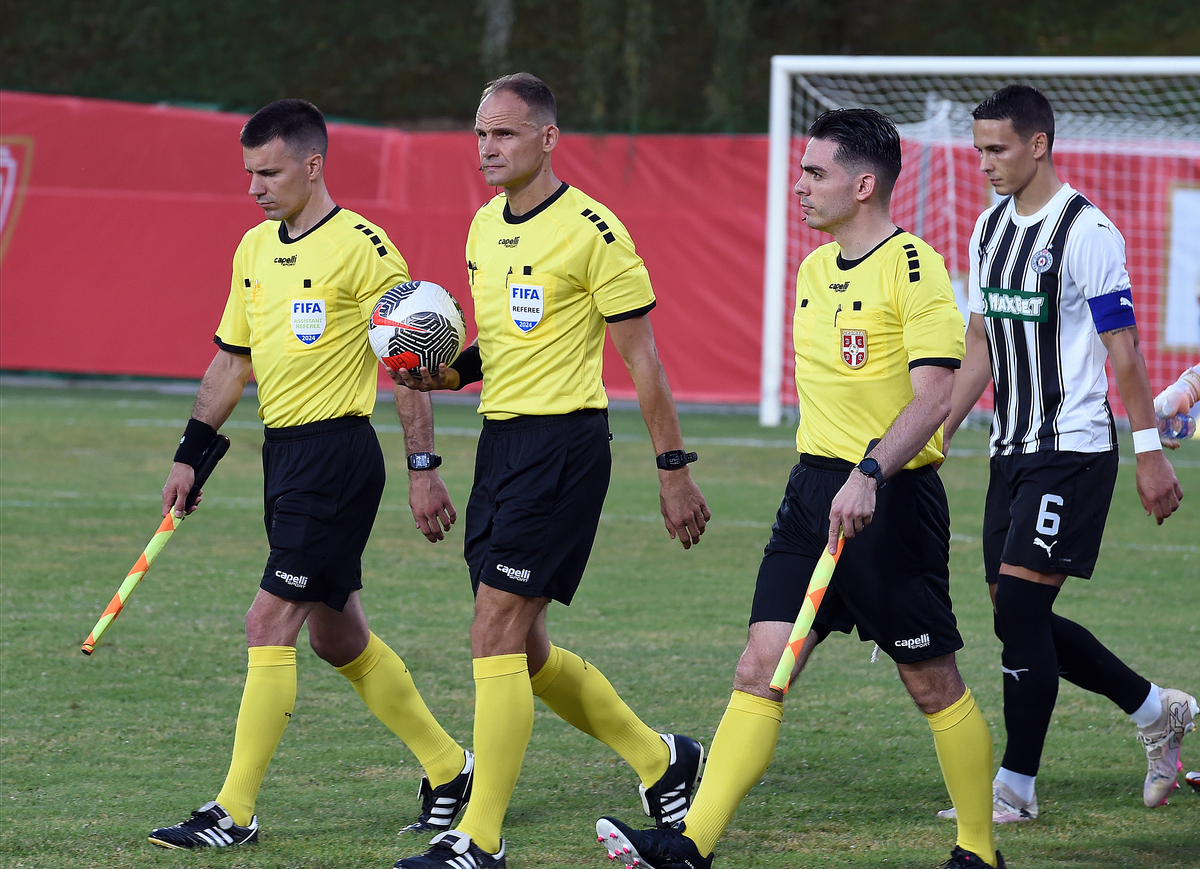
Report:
759,56,1200,426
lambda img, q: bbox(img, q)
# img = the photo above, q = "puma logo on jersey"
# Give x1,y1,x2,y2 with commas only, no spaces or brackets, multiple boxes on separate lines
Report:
1120,297,1133,308
1033,537,1057,556
1002,666,1030,680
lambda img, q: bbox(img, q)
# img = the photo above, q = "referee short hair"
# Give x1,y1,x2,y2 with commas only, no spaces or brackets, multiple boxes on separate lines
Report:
808,108,902,198
241,99,329,158
973,85,1056,153
481,72,558,127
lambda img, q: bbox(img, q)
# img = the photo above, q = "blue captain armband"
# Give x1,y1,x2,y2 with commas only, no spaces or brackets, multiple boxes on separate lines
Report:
1088,288,1137,334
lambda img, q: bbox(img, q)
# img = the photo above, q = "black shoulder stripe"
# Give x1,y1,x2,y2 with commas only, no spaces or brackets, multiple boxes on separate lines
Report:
903,242,921,282
581,209,617,244
354,223,388,258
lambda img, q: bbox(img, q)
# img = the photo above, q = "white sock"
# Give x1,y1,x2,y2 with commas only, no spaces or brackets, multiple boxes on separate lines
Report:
995,767,1037,804
1130,683,1163,729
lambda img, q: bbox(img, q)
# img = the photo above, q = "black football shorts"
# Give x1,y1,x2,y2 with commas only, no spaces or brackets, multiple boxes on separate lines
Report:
260,416,384,612
465,410,610,605
750,454,962,664
982,449,1118,583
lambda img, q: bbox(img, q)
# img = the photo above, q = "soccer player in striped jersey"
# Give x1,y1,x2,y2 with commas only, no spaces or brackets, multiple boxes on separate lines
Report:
942,84,1194,823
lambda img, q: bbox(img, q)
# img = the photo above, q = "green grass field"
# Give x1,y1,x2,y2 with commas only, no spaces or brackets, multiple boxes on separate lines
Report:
1,382,1197,869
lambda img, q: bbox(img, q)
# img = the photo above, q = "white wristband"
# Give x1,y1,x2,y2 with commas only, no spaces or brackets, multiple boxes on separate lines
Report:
1132,428,1163,453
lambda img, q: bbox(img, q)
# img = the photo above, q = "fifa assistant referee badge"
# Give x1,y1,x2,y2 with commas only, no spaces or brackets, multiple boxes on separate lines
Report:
656,449,698,471
854,457,885,489
407,452,442,471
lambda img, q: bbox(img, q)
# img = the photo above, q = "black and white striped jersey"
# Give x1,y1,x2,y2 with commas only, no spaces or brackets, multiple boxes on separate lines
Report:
968,183,1136,456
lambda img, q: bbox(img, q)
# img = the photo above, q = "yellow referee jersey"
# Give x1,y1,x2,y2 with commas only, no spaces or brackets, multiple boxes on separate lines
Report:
465,183,656,419
215,207,409,428
793,230,964,468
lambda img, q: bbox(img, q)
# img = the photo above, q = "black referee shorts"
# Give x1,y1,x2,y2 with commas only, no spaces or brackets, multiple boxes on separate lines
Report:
260,416,385,612
750,454,962,664
464,410,611,605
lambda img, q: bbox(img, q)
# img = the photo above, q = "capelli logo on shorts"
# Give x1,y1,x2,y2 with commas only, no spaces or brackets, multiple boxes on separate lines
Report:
894,633,930,650
496,563,531,582
275,570,309,588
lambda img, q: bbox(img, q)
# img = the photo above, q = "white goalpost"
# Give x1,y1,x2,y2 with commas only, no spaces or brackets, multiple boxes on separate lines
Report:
759,56,1200,426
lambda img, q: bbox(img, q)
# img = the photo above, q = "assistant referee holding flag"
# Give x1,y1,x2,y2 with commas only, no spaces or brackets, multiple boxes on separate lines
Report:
594,108,1001,869
148,99,471,850
394,73,711,869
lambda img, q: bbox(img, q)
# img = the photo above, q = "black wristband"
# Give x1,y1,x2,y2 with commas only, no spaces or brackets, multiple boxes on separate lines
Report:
174,418,219,468
656,449,698,471
407,452,442,471
448,345,483,388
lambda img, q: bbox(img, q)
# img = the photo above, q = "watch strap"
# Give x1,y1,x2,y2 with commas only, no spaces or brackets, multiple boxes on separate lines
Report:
656,449,698,471
407,452,442,471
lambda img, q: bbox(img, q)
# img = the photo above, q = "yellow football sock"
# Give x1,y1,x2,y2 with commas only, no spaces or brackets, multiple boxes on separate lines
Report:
456,654,532,855
927,688,997,868
531,644,670,786
682,691,782,857
336,632,465,788
215,645,296,827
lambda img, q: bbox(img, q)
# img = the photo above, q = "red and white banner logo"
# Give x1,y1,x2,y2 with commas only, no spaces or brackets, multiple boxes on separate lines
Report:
841,329,867,369
0,138,34,263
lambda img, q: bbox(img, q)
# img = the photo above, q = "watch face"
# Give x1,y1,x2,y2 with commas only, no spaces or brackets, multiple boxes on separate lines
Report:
410,454,431,469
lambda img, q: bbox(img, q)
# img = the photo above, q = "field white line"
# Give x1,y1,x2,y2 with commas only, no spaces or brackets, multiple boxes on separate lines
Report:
116,420,1200,466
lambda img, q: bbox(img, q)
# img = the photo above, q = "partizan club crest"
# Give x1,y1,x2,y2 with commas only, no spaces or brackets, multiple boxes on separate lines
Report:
841,329,867,369
1030,248,1054,274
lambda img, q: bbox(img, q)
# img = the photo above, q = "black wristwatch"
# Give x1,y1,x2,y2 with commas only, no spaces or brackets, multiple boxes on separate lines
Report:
854,457,885,489
407,452,442,471
656,449,698,471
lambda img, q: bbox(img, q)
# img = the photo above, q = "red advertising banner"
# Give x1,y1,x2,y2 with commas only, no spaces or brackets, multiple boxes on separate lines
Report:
3,92,1191,414
0,92,767,405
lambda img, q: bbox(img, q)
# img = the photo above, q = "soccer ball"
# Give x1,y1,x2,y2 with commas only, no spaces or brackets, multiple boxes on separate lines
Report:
368,281,466,373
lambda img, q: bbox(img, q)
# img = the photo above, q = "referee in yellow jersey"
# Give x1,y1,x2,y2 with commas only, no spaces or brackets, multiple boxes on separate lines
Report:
148,99,471,850
394,74,711,869
594,109,1003,869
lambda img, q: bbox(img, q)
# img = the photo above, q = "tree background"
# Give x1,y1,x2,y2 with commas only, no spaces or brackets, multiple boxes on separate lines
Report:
2,0,1195,132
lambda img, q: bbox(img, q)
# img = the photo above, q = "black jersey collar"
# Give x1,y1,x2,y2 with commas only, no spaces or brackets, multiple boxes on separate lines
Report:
835,226,905,271
278,205,341,244
503,182,569,225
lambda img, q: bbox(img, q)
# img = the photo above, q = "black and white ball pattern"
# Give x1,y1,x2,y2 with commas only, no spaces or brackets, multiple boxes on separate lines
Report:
369,281,466,373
